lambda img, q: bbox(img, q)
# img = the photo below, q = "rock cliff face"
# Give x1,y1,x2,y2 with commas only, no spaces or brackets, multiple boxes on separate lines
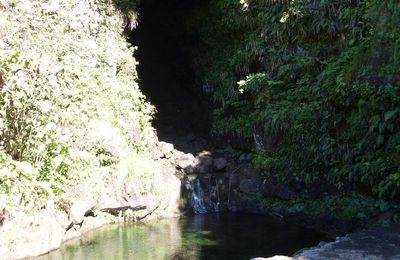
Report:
0,0,173,258
0,143,182,260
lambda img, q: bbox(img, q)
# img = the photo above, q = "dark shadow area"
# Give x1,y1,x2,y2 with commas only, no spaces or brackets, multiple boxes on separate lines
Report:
129,0,210,153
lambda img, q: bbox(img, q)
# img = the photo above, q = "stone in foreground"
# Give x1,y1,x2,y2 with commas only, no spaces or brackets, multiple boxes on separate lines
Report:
254,224,400,260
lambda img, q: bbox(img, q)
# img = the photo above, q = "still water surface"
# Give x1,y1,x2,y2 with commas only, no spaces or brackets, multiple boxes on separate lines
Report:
36,213,328,260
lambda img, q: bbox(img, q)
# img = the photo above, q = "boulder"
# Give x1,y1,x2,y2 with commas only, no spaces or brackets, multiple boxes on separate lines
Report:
70,200,91,225
176,153,196,173
55,208,70,230
236,163,256,177
88,120,126,157
172,150,184,160
229,173,243,187
0,209,64,259
238,176,296,200
250,257,292,260
161,171,182,217
158,141,174,158
213,158,227,171
80,215,116,233
161,160,177,177
64,226,81,241
198,150,212,156
0,208,10,226
259,178,296,200
184,132,197,142
191,138,207,153
239,179,260,193
194,155,213,174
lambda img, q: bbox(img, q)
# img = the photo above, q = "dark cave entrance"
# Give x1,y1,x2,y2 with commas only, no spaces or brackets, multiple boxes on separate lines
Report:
129,0,210,153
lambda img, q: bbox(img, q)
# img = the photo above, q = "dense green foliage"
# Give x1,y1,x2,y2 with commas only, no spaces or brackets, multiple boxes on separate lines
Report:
0,0,156,211
191,0,400,199
1,0,398,221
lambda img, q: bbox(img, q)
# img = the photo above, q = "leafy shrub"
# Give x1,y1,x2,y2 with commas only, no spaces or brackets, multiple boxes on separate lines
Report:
190,0,400,199
0,0,155,211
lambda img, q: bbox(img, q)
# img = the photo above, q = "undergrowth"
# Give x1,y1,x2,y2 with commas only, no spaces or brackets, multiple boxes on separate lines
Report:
189,0,400,201
0,0,156,212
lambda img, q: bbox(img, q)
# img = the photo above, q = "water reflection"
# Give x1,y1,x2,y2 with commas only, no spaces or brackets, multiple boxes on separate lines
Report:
35,213,329,260
36,218,184,260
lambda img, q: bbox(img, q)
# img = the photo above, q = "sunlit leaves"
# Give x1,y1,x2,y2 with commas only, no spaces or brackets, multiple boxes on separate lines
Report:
0,0,156,211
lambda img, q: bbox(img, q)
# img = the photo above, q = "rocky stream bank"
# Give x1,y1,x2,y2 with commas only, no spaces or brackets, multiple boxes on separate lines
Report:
1,133,399,259
0,134,231,259
0,140,184,260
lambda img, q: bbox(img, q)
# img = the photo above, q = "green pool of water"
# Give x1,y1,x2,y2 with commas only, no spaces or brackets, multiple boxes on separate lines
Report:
35,213,329,260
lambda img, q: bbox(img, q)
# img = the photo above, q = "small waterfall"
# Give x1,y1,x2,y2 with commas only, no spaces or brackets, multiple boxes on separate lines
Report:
213,179,221,212
190,178,208,214
185,175,227,214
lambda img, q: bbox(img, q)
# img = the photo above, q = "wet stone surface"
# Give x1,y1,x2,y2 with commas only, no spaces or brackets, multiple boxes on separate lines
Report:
255,224,400,260
297,224,400,259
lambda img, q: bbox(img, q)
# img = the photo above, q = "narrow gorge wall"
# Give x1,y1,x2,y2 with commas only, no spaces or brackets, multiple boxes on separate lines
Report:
0,0,180,258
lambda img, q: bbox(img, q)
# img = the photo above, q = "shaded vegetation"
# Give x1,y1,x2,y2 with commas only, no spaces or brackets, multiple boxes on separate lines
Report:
188,0,400,201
